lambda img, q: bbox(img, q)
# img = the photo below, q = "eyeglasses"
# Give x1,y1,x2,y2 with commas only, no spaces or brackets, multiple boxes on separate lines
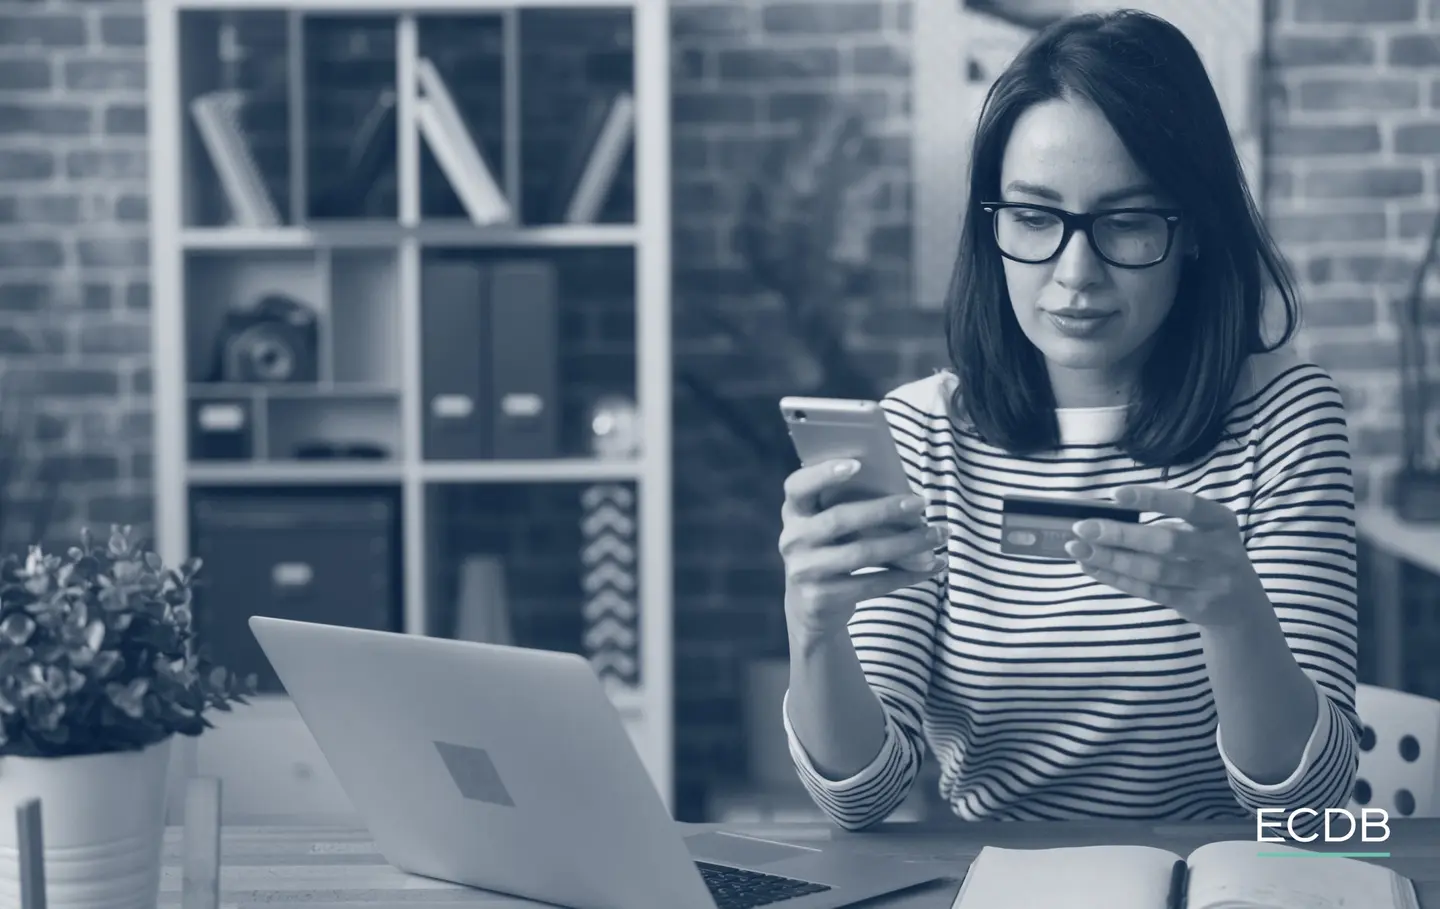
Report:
979,201,1183,269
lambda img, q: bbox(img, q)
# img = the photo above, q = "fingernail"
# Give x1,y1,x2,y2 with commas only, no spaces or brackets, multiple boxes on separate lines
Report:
899,496,923,512
1073,520,1100,539
1067,541,1092,560
835,459,859,476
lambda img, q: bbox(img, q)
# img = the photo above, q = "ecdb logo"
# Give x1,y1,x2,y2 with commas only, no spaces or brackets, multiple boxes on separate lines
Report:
1256,808,1390,844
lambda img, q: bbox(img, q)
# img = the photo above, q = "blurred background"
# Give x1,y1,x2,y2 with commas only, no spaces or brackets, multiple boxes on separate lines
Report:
0,0,1437,826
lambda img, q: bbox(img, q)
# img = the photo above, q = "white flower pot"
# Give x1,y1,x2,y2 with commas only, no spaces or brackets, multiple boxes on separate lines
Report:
0,736,172,909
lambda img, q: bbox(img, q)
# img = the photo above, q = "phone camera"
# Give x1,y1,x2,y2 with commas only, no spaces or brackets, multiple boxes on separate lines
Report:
790,410,807,422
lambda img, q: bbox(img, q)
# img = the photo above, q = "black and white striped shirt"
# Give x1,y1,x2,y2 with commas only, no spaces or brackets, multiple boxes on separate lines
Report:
783,349,1361,829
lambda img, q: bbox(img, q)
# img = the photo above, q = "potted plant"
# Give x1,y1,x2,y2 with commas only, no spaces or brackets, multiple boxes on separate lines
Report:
0,525,255,908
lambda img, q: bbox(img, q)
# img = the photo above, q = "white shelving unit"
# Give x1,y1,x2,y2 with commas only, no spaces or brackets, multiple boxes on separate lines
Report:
146,0,673,821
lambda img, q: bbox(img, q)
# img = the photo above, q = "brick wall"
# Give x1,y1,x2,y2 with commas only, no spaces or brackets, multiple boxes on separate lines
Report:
3,0,1438,821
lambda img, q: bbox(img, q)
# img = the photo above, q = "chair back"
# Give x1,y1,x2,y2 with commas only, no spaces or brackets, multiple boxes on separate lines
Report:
1349,683,1440,818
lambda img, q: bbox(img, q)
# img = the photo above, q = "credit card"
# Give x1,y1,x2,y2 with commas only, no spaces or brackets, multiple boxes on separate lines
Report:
999,493,1141,560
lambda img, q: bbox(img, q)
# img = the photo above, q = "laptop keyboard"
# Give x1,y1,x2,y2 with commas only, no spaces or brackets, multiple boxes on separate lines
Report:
695,860,832,908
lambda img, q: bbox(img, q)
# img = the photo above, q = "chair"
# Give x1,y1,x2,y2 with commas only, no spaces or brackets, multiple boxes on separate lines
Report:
1348,683,1440,818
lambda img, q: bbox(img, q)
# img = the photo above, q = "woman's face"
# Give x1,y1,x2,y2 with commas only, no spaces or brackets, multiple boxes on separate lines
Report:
995,95,1190,394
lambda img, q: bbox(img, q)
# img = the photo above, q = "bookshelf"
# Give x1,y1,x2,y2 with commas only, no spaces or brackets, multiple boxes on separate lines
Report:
146,0,673,819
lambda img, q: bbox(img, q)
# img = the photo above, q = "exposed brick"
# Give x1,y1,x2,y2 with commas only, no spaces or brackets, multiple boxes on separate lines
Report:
76,237,147,268
1301,295,1380,328
88,494,153,528
99,14,144,48
716,47,840,81
114,194,147,222
672,92,758,125
48,455,121,484
0,283,48,312
1389,35,1440,67
1307,254,1417,284
123,280,149,311
0,149,54,181
63,59,145,92
0,58,51,91
0,194,82,225
103,103,146,136
78,321,148,355
1271,35,1377,67
1291,0,1417,22
1270,124,1381,156
1309,338,1400,371
853,43,909,77
65,149,146,180
0,240,63,269
0,102,91,136
761,2,883,35
1394,123,1440,154
1398,208,1440,239
1295,77,1419,111
0,14,86,48
1269,211,1388,244
671,5,752,37
1353,427,1406,456
1303,164,1424,198
0,326,62,355
119,410,151,443
24,369,119,398
83,283,112,311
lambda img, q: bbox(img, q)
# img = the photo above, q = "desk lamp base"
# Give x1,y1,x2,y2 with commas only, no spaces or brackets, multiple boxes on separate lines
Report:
1393,466,1440,522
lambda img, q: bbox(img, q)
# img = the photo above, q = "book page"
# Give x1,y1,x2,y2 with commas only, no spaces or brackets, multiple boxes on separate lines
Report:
953,844,1180,909
1185,840,1416,909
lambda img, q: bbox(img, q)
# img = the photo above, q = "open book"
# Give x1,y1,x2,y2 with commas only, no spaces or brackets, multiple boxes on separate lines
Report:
953,840,1418,909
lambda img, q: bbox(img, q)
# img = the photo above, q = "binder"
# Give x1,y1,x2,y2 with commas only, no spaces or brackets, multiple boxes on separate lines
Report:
487,261,558,459
421,261,489,459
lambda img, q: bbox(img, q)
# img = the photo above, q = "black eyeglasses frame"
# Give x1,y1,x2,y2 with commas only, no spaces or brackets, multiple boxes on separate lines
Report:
978,200,1184,270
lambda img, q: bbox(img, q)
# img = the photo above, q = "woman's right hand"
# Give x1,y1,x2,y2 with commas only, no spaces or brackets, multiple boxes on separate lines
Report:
778,458,946,647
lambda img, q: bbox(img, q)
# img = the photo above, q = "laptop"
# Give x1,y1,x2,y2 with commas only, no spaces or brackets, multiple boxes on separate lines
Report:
248,616,945,909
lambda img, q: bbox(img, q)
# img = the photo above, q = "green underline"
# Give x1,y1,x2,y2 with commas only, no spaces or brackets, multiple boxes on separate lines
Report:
1256,851,1391,858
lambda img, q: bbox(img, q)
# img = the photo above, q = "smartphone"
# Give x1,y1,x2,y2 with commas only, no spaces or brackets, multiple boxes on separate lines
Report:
779,396,914,505
779,396,936,574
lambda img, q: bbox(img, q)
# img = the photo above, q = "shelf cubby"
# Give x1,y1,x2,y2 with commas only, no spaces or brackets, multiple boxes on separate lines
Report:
266,391,402,462
424,480,642,691
178,9,294,229
517,7,635,227
418,244,638,462
184,250,323,384
301,15,399,223
415,14,511,225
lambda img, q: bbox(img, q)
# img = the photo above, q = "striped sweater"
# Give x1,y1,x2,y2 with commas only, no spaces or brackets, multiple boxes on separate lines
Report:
783,349,1361,830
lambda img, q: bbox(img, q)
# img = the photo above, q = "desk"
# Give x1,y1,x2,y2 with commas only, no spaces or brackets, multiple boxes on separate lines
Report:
1358,505,1440,689
157,818,1440,906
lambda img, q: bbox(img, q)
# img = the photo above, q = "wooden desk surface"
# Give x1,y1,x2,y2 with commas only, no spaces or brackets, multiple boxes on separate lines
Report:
158,818,1440,907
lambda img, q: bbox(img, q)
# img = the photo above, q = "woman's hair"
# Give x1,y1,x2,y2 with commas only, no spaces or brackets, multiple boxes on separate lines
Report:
944,9,1299,467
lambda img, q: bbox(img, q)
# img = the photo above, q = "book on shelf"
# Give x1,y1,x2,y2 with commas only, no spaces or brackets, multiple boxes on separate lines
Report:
549,90,635,224
415,56,512,225
951,839,1417,909
309,87,397,220
190,90,282,228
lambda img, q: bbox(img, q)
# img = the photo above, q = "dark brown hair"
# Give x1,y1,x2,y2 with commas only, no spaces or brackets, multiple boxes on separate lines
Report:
945,9,1298,466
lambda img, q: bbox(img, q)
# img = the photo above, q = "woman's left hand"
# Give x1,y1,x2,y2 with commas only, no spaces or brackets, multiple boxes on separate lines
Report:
1064,485,1269,629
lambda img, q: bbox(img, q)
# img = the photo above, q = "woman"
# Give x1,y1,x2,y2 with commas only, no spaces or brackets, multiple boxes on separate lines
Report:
778,9,1360,831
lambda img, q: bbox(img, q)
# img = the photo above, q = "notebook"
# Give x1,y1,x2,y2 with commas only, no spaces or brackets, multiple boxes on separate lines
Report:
952,839,1419,909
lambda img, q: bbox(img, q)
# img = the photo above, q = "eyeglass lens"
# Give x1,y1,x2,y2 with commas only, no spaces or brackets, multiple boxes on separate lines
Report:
994,206,1169,266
